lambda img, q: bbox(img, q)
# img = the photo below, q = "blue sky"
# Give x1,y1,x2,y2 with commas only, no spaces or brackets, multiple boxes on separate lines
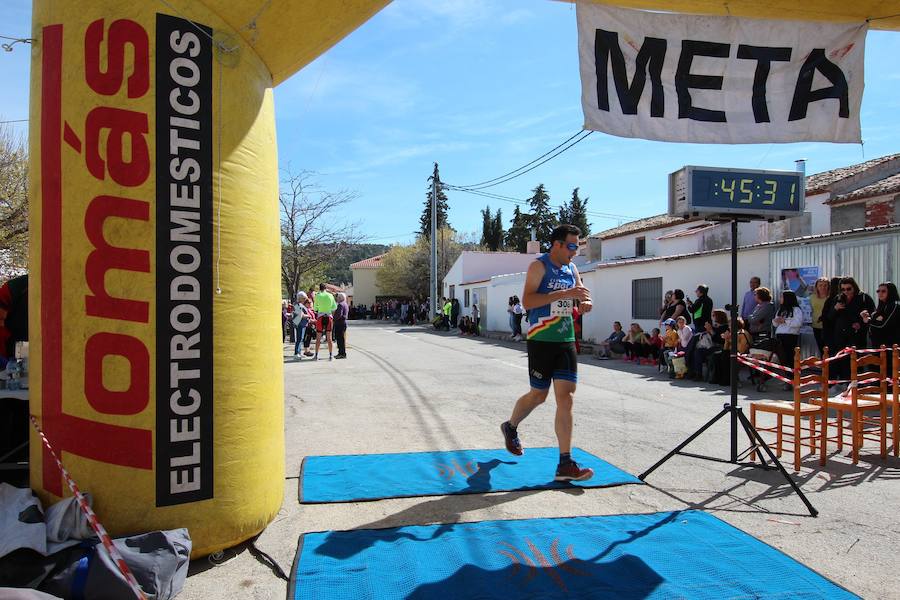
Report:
2,0,898,244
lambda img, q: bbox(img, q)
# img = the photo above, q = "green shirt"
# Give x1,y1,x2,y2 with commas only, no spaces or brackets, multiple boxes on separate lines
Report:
314,291,337,314
443,302,452,316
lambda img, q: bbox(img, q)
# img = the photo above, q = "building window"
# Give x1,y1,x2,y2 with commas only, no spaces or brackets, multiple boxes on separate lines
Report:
464,289,470,307
449,285,455,300
632,277,662,320
635,236,646,257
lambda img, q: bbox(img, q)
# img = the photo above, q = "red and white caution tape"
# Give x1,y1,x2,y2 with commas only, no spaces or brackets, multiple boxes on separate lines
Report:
30,415,147,600
737,355,793,384
739,354,795,374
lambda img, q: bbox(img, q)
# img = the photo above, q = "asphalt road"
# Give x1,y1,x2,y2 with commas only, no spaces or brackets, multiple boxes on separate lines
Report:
180,321,900,599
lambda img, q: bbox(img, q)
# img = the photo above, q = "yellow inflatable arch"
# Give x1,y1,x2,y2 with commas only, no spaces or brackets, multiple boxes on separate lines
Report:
27,0,898,557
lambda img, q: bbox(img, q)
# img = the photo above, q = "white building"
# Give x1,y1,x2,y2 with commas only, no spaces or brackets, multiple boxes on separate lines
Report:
464,153,900,345
442,251,541,319
349,253,385,306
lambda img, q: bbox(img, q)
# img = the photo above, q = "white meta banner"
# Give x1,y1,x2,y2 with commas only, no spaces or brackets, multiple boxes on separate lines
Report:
576,4,866,144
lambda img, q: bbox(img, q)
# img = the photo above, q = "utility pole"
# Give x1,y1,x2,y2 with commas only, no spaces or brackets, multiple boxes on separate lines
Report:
430,162,438,318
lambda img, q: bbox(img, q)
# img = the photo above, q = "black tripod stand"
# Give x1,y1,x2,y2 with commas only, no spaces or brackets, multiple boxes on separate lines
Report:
639,218,818,517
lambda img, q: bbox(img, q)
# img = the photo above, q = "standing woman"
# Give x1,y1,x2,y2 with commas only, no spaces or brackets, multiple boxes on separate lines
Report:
828,277,875,383
658,290,675,326
809,277,832,356
507,297,517,339
773,290,803,389
862,282,900,351
670,289,688,324
512,296,525,341
292,292,311,358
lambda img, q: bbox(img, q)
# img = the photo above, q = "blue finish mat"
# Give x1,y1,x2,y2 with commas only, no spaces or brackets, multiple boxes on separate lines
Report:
299,447,641,503
290,510,856,600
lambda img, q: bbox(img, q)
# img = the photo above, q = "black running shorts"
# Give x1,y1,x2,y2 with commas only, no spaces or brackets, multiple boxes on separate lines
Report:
526,340,578,390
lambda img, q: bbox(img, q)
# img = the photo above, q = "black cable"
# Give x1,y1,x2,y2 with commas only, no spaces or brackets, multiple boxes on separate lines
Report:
450,129,588,189
247,534,290,582
445,183,634,221
456,130,594,191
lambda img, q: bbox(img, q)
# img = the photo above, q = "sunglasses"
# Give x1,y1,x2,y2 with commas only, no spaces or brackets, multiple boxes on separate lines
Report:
564,242,578,251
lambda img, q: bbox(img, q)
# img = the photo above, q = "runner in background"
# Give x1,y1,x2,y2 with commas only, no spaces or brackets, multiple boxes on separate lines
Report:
500,225,595,482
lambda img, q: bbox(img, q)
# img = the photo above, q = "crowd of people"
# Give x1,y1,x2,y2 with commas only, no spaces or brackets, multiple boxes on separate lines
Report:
595,276,900,391
348,299,430,324
281,284,350,360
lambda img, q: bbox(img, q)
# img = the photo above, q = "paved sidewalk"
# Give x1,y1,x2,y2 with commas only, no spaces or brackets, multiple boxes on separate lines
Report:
180,321,900,599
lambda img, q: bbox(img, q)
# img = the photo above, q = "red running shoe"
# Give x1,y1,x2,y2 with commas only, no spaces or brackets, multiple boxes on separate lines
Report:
554,461,594,482
500,421,524,456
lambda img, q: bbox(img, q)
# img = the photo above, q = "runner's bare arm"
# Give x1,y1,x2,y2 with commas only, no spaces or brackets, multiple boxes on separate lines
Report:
571,263,593,314
521,261,589,310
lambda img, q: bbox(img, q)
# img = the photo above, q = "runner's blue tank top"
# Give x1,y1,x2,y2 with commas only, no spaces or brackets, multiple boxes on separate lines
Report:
527,253,576,342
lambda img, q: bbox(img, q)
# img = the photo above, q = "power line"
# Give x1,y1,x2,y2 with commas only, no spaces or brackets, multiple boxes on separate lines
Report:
0,119,27,124
450,129,587,189
447,130,593,191
443,183,634,221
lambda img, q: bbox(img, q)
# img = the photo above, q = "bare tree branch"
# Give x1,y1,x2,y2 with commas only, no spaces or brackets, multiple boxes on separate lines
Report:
280,169,364,301
0,123,28,279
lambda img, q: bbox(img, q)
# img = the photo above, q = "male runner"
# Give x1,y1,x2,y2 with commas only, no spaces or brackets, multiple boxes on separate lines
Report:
313,283,338,361
500,224,594,481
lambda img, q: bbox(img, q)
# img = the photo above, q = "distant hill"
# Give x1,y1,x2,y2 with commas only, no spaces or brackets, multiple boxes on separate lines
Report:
325,243,388,285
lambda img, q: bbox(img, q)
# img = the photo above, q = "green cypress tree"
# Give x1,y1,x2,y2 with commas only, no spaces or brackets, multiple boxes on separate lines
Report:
490,208,504,251
480,205,493,248
505,205,531,253
420,163,450,238
565,187,592,236
527,184,558,250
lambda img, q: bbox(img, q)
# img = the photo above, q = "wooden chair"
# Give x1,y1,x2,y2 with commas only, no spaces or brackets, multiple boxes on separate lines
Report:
750,347,828,472
826,348,888,464
891,345,899,457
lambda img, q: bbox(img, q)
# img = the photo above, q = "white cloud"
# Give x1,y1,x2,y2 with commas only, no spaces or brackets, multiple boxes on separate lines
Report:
275,59,422,117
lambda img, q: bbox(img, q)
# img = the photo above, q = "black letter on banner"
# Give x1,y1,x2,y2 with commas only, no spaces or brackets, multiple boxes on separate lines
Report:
675,40,729,122
155,13,214,506
789,49,850,121
594,29,666,117
736,45,792,123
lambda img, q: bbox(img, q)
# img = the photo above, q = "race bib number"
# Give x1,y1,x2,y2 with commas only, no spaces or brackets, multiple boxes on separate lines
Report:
551,299,573,317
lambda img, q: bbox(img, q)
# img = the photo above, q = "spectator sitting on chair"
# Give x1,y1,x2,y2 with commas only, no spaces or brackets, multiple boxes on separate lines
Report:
596,321,626,359
622,323,645,362
748,286,776,337
661,319,678,364
691,309,728,381
644,328,663,366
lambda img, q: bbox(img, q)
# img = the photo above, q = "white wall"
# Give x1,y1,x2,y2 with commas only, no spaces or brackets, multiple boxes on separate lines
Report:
443,252,538,300
580,248,770,342
806,191,831,234
487,272,526,334
350,268,380,306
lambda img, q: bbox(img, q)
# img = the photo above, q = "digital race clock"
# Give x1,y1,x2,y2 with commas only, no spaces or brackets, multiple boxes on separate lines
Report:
668,166,805,220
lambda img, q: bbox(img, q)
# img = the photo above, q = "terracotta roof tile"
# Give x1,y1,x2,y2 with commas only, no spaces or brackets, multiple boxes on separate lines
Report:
828,173,900,205
593,214,703,240
805,153,900,195
350,253,386,269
